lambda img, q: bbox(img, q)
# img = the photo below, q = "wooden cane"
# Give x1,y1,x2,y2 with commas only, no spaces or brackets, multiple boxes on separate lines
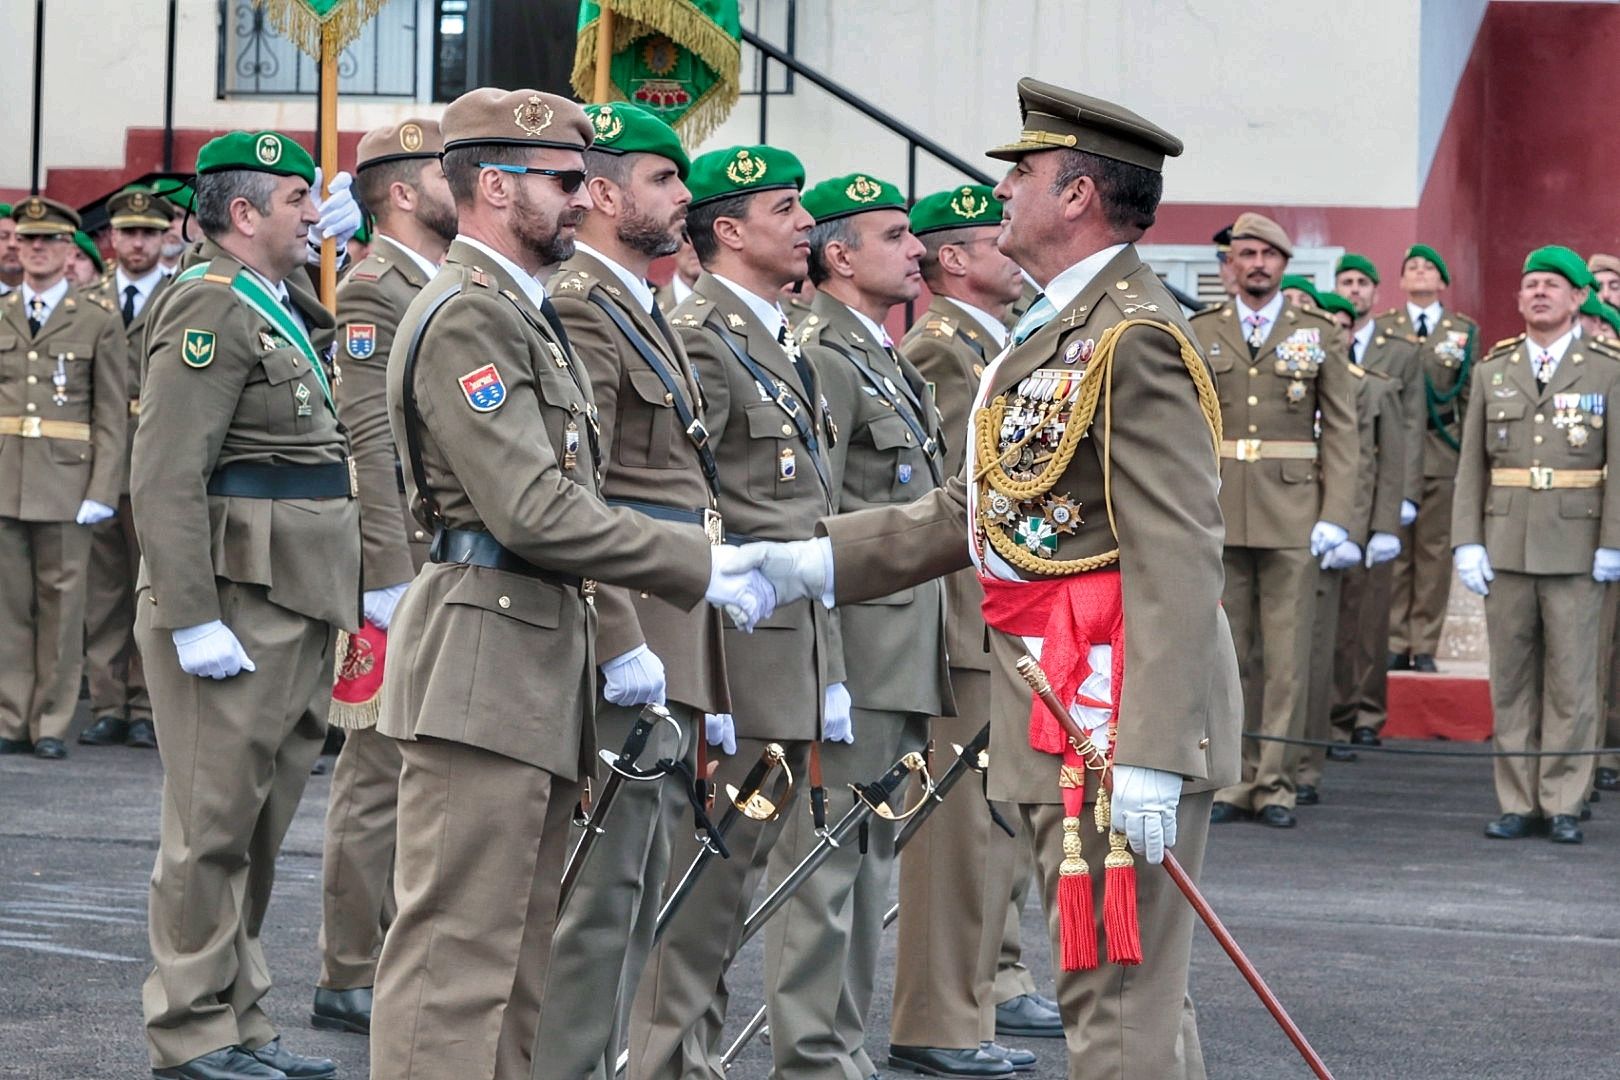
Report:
1015,655,1335,1080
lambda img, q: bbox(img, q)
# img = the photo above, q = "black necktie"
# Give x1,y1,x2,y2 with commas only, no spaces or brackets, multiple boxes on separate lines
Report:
1351,338,1363,365
648,301,680,353
1415,312,1429,339
27,297,46,335
539,297,575,361
122,284,139,327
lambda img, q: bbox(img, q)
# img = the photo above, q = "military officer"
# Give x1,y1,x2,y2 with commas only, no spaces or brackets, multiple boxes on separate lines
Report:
0,204,23,293
1295,290,1406,804
364,90,769,1080
891,184,1056,1076
131,132,352,1080
0,197,126,760
753,78,1242,1080
1589,253,1620,308
1328,253,1423,752
68,231,106,288
653,235,701,314
627,144,841,1080
308,117,452,1038
1453,246,1620,846
533,103,731,1080
1191,212,1358,828
76,186,174,751
1382,244,1480,674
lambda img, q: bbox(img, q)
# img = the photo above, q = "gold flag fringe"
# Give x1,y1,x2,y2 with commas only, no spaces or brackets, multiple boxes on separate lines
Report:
253,0,392,61
327,629,383,731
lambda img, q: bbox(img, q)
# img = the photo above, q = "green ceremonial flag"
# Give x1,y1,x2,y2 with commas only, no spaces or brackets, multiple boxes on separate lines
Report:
574,0,742,144
253,0,389,57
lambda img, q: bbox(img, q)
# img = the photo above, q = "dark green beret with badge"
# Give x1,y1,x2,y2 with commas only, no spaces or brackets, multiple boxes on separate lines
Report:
909,184,1000,235
686,144,804,208
585,103,690,179
73,230,105,273
1524,244,1593,289
11,196,81,236
986,76,1182,171
196,131,316,184
1280,274,1322,305
1335,252,1379,284
1404,243,1450,285
1315,291,1356,320
801,172,906,223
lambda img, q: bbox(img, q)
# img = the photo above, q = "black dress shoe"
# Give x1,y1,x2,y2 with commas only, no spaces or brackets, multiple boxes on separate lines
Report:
1597,767,1620,793
888,1045,1014,1078
1257,805,1296,828
1295,784,1320,805
1484,813,1537,839
980,1040,1037,1071
1209,801,1247,824
0,737,34,755
244,1038,335,1079
152,1046,287,1079
993,993,1062,1039
1548,815,1584,844
79,714,129,745
1326,744,1358,762
1351,726,1381,747
33,737,67,760
127,718,158,748
1411,653,1439,673
1387,651,1411,671
1580,801,1593,822
311,985,371,1034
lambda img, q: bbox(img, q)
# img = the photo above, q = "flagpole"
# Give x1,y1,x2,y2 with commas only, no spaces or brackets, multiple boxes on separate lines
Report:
318,23,339,308
593,1,615,102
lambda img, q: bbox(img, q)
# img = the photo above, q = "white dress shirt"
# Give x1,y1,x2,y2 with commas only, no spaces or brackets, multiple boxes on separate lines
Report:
21,277,70,328
711,274,789,341
951,298,1010,349
374,233,440,280
115,265,166,322
574,241,656,314
456,234,548,310
1235,291,1285,346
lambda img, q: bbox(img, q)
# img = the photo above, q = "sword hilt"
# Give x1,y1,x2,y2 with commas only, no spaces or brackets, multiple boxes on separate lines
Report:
852,751,932,820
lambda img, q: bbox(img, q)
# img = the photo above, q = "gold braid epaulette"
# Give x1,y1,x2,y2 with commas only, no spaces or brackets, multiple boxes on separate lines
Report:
973,319,1223,576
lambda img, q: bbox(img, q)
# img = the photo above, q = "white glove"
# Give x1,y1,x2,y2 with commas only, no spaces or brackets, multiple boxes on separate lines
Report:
1365,531,1402,567
1309,520,1349,558
75,499,116,525
362,583,409,630
1320,540,1362,571
172,620,256,679
822,682,853,743
601,644,667,707
1454,543,1494,597
1399,499,1419,527
750,537,834,608
308,168,362,253
707,545,776,631
1110,764,1182,865
704,712,736,755
1595,548,1620,583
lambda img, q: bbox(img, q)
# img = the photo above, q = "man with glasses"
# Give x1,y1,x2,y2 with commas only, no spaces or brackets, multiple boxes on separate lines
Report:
0,197,126,761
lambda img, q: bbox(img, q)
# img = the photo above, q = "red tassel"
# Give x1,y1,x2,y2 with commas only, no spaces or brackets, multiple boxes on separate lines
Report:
1057,816,1098,971
1103,830,1143,966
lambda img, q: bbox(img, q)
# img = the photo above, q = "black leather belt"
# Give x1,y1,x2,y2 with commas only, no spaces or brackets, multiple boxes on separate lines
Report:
206,461,352,499
605,497,739,544
429,526,583,589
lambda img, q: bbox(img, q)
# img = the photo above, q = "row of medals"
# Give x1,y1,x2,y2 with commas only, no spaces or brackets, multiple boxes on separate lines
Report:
990,368,1086,553
1553,392,1606,448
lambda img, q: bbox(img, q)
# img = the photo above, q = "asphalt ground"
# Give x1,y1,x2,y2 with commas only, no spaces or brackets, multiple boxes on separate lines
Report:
2,717,1617,1080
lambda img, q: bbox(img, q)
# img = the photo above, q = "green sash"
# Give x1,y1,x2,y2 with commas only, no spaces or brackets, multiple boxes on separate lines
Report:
176,262,335,414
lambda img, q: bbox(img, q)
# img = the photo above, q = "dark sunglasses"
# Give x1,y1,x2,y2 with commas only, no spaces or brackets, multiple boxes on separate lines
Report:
479,163,587,194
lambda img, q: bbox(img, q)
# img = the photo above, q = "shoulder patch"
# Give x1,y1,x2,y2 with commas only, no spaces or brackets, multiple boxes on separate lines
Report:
181,328,217,368
458,362,506,412
345,323,378,359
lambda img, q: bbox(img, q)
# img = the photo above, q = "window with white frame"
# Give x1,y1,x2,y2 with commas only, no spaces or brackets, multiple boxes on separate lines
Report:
1140,243,1346,308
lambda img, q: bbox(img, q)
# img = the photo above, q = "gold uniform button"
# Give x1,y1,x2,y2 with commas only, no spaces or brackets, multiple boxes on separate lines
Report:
1199,737,1210,750
1247,395,1259,405
498,596,512,609
27,350,38,361
413,529,425,541
1248,368,1259,378
1534,435,1544,445
781,423,793,436
1247,423,1258,433
24,402,36,413
1535,414,1544,424
26,375,36,385
664,392,674,405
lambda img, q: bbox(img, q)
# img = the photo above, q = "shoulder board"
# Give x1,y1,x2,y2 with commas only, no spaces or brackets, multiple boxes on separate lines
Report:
1189,303,1226,319
798,324,817,345
1488,334,1525,354
463,268,493,289
1347,362,1366,378
671,311,702,328
922,316,956,338
553,269,592,294
347,268,381,283
1585,337,1620,359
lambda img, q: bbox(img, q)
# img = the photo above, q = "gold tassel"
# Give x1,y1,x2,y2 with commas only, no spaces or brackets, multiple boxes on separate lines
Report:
253,0,392,60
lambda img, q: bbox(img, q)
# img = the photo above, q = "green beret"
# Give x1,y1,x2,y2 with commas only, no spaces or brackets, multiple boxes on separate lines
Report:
686,145,804,208
151,180,195,215
354,213,372,246
585,103,690,180
196,131,316,184
1600,302,1620,337
1315,291,1356,320
801,173,906,224
1524,244,1594,289
1335,253,1379,284
0,203,10,220
909,184,1001,235
1581,290,1605,317
72,230,104,274
1280,274,1323,305
1403,244,1450,285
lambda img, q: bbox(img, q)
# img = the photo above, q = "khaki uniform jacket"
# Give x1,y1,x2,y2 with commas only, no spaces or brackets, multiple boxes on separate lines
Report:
900,295,996,674
1354,324,1423,503
550,250,729,716
0,285,128,521
335,238,432,589
1452,334,1620,574
1351,365,1408,540
670,271,844,736
820,246,1241,800
1191,301,1359,548
131,244,359,631
801,291,952,718
1375,307,1479,478
380,239,712,780
86,272,170,496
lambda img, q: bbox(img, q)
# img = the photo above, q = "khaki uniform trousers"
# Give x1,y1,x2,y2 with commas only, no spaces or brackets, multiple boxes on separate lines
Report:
0,517,91,743
1296,567,1345,791
892,670,1035,1050
316,724,402,990
368,738,579,1080
1331,560,1396,741
1021,789,1213,1080
1597,586,1620,773
137,582,333,1068
84,496,150,723
1484,571,1604,818
536,701,694,1080
627,737,810,1080
1389,474,1453,657
763,708,928,1080
1218,546,1318,811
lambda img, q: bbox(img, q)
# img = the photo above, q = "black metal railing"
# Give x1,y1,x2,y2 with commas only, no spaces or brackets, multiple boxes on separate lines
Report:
216,0,419,98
